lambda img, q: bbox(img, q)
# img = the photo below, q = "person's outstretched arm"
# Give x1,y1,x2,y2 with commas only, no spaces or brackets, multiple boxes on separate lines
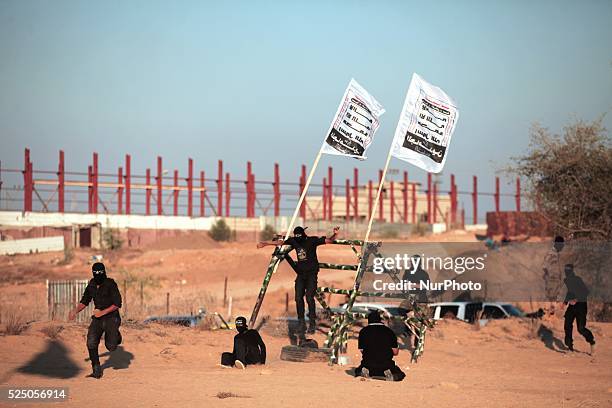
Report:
257,239,285,249
324,226,340,244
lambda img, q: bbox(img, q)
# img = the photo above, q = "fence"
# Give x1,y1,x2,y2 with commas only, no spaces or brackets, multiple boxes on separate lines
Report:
47,279,92,323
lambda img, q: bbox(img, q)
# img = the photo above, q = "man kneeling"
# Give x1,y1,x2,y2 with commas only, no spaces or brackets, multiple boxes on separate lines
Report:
221,316,266,369
355,311,405,382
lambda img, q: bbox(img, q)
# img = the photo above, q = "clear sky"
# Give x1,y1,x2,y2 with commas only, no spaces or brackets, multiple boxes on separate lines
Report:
1,0,611,214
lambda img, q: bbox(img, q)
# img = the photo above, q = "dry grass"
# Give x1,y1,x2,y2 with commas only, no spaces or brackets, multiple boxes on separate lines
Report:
40,323,64,339
216,392,249,399
3,309,29,335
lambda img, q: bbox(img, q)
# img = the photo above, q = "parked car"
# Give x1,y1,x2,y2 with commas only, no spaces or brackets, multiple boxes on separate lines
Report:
429,301,524,323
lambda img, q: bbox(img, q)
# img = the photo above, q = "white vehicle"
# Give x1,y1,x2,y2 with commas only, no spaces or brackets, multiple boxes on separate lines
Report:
429,301,524,323
335,302,409,319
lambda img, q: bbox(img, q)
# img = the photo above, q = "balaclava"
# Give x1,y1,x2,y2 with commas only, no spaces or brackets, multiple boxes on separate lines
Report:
293,226,307,243
564,263,575,278
92,262,107,285
235,316,248,333
553,236,565,253
367,310,382,325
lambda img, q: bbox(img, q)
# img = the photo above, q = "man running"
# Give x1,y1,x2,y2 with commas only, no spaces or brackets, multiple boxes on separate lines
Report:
258,226,339,334
221,316,266,369
355,310,405,381
68,262,122,379
563,264,596,354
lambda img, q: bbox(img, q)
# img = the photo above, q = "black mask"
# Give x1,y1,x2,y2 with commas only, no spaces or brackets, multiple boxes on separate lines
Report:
92,262,107,285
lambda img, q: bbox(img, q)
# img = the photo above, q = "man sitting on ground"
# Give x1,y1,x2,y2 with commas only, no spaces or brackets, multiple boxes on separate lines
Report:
221,316,266,369
354,310,405,382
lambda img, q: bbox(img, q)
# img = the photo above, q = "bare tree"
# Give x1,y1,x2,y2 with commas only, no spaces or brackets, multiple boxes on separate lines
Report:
511,118,612,239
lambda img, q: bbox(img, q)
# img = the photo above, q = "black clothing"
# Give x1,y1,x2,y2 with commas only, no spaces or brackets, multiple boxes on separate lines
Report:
81,277,123,367
402,267,430,303
87,314,122,366
80,278,123,317
358,323,398,371
285,236,326,274
564,302,595,348
223,329,266,366
563,274,589,303
295,273,318,320
233,329,266,364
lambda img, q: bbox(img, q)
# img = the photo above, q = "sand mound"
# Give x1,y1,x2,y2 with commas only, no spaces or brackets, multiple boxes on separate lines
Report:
143,231,221,251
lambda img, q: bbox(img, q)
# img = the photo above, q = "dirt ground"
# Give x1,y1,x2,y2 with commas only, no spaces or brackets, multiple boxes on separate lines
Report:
0,231,610,407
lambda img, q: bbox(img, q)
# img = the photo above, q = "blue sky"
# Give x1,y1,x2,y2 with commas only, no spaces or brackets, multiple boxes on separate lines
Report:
0,0,611,214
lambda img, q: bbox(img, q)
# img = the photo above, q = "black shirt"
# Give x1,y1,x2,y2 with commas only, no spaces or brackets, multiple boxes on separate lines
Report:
80,278,122,317
402,267,430,302
358,323,398,370
564,274,590,303
284,236,326,274
234,329,266,364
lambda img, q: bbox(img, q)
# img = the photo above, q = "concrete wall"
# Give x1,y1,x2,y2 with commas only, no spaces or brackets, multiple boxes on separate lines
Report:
0,236,64,255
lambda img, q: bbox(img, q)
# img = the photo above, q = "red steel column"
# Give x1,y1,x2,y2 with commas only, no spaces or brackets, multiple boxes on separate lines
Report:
200,171,205,217
24,149,32,212
246,162,252,217
345,178,350,220
450,174,456,225
146,169,151,215
389,181,395,223
403,171,408,224
92,153,98,214
187,158,193,217
217,160,223,217
353,168,359,220
515,177,521,212
300,165,307,220
273,163,280,217
249,172,255,218
378,170,384,221
157,157,163,215
495,176,500,213
472,175,478,224
225,172,230,217
426,173,432,224
173,170,179,216
322,177,327,220
368,180,373,220
327,166,333,220
117,167,123,214
125,154,131,215
433,181,438,223
58,150,65,213
411,183,417,224
87,165,93,213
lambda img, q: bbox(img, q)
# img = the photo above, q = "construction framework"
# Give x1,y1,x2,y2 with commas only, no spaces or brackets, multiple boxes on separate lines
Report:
250,239,435,364
1,148,522,226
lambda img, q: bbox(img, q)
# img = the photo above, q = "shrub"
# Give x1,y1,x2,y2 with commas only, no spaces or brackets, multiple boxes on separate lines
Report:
40,323,64,339
260,224,277,241
209,219,232,242
3,310,28,335
103,228,123,250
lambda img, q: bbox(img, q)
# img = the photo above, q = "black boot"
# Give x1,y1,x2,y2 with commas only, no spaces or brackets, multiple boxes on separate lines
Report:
91,364,103,379
307,319,316,334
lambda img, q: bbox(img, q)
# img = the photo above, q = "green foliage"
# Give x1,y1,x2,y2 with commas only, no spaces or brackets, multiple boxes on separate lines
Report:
260,224,277,241
209,218,232,242
511,118,612,239
103,228,123,250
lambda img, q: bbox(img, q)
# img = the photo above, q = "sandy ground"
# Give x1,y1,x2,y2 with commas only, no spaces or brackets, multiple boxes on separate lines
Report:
0,318,610,408
0,231,610,407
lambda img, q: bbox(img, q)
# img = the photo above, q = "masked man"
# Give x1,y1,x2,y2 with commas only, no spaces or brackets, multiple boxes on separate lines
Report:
563,264,596,354
68,262,122,379
258,226,339,334
221,316,266,369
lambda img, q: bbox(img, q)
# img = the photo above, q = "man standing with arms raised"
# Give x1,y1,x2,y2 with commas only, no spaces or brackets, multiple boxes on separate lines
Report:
258,226,339,335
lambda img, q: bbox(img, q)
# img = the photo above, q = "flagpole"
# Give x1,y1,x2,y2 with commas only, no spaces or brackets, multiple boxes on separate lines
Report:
363,145,394,244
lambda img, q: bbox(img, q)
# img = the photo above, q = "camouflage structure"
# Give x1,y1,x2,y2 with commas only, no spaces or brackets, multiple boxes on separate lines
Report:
250,239,435,364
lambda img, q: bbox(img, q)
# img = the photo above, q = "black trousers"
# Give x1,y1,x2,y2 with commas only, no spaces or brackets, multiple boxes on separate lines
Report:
564,302,594,348
87,314,122,366
221,338,263,367
295,273,317,321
